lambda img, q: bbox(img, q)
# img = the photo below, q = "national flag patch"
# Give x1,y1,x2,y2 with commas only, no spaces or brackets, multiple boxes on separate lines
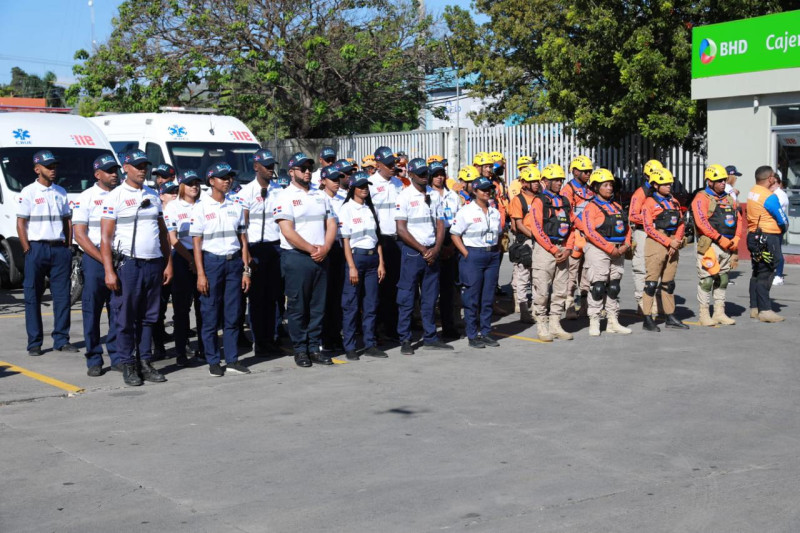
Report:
103,206,114,214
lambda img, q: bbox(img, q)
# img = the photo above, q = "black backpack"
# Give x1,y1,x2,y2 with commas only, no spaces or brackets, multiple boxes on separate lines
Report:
508,194,533,268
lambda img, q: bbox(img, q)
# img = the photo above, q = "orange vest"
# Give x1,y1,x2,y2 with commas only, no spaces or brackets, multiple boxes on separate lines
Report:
746,185,781,234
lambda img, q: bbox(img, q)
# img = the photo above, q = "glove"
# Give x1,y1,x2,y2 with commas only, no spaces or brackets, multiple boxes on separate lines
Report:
761,251,774,265
718,236,732,250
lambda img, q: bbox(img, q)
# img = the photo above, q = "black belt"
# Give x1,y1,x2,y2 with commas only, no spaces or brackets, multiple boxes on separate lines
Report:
203,250,242,261
466,245,499,252
380,234,399,241
251,240,280,246
32,240,66,246
352,247,378,256
122,255,162,263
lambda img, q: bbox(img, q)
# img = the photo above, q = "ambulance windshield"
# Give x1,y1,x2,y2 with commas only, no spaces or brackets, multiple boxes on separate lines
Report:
1,147,116,194
167,142,260,184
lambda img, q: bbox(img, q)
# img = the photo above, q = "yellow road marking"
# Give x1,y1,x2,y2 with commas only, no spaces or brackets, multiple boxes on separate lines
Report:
0,361,84,394
493,332,548,344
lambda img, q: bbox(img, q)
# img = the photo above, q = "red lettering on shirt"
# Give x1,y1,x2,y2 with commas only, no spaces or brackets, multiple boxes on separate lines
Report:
473,217,482,223
178,213,188,220
205,213,216,220
377,187,385,193
292,199,302,206
410,201,420,208
35,197,45,205
94,199,103,205
353,217,362,224
125,198,137,207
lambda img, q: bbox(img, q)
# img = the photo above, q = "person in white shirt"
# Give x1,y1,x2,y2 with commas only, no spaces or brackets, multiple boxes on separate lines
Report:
395,158,451,354
310,146,337,190
450,177,504,349
724,165,742,205
429,160,461,339
153,180,179,360
191,162,252,377
369,146,406,340
100,149,173,386
319,165,347,351
16,150,77,356
274,152,338,367
73,154,120,375
772,176,790,286
163,170,204,366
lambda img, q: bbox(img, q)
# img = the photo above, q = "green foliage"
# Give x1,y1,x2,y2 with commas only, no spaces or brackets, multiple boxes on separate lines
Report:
0,67,67,107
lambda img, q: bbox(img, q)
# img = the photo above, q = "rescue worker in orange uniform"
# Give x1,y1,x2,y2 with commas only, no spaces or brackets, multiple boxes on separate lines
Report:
562,155,595,320
641,167,688,332
628,160,664,315
527,164,575,342
691,164,743,327
508,155,536,199
507,166,541,324
581,169,632,336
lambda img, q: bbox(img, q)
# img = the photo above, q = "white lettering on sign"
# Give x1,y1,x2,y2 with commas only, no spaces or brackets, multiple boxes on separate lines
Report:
720,40,748,56
767,32,800,53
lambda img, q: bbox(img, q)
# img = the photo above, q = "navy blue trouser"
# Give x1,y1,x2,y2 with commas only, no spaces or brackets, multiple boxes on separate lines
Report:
281,249,327,354
199,252,243,365
341,250,379,352
378,236,400,336
111,257,164,364
460,247,500,339
23,241,72,351
748,232,783,312
171,251,203,357
322,241,344,345
81,253,117,368
439,235,458,332
397,243,440,343
248,241,282,347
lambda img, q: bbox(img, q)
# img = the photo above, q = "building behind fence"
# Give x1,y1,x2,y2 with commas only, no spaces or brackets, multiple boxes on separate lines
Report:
265,123,707,192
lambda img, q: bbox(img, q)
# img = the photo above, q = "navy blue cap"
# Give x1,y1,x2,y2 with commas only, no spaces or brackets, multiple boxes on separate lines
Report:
407,158,429,176
374,146,396,166
332,159,355,174
122,150,149,166
319,146,337,160
473,177,495,191
206,162,237,181
276,172,290,188
159,181,179,195
152,163,176,178
725,165,742,177
428,161,446,176
321,166,344,181
351,171,371,188
93,154,119,172
253,149,276,166
33,150,59,166
288,152,313,169
178,170,202,185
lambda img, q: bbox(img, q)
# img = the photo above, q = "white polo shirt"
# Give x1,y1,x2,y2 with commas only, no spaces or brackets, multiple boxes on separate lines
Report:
369,174,405,236
189,194,246,255
101,181,163,259
17,180,71,241
163,198,198,250
451,201,502,248
339,200,379,250
437,188,461,228
310,168,322,191
238,179,282,243
394,185,443,247
273,183,333,250
326,190,347,239
72,183,112,248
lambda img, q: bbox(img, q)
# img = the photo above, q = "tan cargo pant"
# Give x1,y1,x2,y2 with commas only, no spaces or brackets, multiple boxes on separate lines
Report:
583,242,624,316
532,244,569,316
695,242,732,306
643,237,679,315
511,239,536,305
631,229,647,306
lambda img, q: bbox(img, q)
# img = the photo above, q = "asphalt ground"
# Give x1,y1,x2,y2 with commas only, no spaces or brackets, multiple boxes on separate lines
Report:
1,257,798,532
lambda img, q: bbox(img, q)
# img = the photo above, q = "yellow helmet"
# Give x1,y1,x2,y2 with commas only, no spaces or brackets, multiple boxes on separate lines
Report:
427,154,444,165
588,168,615,186
473,152,493,166
650,167,674,185
517,155,534,168
704,164,728,181
458,165,480,182
569,155,593,172
542,163,566,180
490,151,505,163
361,155,376,168
519,166,542,182
643,159,664,181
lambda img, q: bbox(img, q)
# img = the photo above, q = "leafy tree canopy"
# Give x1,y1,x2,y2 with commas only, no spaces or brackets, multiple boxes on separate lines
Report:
0,67,67,107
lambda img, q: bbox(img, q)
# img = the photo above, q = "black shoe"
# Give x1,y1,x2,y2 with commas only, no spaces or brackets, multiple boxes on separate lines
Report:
400,341,414,355
346,350,360,361
477,334,500,347
309,353,334,365
294,353,312,368
209,363,225,377
468,337,486,349
122,363,143,386
109,363,124,373
423,339,454,351
665,314,690,330
225,361,251,374
87,365,104,377
140,361,167,382
441,328,461,340
27,346,43,356
364,346,388,358
56,343,79,353
643,316,661,332
176,354,189,367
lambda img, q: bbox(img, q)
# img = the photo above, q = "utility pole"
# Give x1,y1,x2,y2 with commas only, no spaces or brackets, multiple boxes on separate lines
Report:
88,0,96,50
444,37,461,170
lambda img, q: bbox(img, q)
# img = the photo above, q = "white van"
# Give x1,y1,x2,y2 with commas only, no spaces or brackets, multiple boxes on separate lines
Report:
89,112,261,185
0,112,117,291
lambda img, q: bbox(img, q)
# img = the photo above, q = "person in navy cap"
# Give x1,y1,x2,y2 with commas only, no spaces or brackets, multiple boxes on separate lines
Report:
725,165,742,204
311,146,337,190
152,163,177,190
17,150,78,356
101,149,173,386
369,146,406,342
319,165,347,351
395,157,452,354
274,152,338,367
152,178,180,360
73,154,121,374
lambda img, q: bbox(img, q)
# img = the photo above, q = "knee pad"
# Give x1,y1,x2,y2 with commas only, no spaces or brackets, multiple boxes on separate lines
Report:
699,277,714,292
644,280,658,297
716,272,729,290
662,280,676,294
590,281,607,301
607,279,621,299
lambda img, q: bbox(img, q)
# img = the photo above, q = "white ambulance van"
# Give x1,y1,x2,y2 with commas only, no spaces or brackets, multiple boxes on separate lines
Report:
0,112,116,294
89,112,261,186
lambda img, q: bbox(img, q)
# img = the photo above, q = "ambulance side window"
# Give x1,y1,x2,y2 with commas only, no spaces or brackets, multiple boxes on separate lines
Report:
145,143,165,168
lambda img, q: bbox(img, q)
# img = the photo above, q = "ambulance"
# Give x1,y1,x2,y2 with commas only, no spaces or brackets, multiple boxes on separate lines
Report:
89,112,261,187
0,112,116,294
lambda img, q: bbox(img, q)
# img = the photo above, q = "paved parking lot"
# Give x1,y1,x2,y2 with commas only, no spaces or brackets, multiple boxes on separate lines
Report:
1,259,798,532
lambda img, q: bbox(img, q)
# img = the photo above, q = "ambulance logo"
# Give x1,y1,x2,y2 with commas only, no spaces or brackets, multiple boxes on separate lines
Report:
168,125,187,138
13,128,32,145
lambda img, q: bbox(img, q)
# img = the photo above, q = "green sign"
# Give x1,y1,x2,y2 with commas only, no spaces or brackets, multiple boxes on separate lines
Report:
692,10,800,79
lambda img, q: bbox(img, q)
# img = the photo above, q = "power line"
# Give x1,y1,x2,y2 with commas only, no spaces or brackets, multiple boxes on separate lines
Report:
0,54,74,68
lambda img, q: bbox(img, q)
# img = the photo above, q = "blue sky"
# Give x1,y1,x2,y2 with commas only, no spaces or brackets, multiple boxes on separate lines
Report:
0,0,476,88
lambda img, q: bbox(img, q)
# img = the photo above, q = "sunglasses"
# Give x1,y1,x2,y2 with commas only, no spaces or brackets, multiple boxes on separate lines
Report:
323,157,336,164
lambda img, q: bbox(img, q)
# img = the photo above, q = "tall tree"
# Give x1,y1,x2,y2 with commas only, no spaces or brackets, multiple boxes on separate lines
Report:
69,0,444,139
0,68,66,107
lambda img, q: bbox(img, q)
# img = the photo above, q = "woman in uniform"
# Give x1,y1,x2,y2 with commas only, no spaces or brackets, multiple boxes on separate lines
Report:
429,160,461,339
581,168,632,336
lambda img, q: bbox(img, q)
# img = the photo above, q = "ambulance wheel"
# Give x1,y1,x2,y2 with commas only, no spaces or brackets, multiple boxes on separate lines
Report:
0,239,23,288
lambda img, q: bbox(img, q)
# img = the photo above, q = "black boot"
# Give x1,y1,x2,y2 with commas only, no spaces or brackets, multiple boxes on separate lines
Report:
140,361,167,382
665,314,689,329
122,363,143,386
643,315,661,332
